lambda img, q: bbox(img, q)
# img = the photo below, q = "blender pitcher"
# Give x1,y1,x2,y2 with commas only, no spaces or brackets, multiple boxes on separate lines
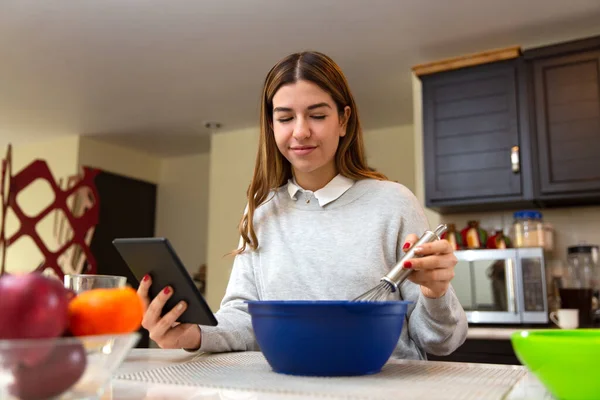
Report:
561,245,599,327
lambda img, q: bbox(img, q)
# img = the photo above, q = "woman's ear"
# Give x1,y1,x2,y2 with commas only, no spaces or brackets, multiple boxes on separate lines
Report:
339,106,351,137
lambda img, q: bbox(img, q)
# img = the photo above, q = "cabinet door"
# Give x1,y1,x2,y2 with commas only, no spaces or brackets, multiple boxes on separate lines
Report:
427,339,521,365
422,60,531,209
532,49,600,196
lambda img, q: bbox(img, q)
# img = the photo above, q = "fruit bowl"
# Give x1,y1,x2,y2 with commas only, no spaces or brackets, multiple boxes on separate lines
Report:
511,329,600,400
246,300,411,377
0,332,139,400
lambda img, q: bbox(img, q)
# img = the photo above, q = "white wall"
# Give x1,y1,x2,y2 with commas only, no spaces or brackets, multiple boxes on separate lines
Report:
154,152,211,274
2,136,80,273
363,125,415,194
78,136,161,184
205,128,259,310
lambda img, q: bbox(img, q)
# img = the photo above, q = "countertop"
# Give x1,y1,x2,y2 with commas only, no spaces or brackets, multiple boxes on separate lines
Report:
466,325,597,340
100,349,553,399
467,327,531,340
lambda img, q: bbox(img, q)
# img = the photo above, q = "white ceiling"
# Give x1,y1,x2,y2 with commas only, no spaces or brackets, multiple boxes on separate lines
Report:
1,0,600,157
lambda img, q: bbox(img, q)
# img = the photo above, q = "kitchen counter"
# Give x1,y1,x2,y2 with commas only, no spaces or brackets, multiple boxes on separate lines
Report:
101,349,553,399
466,325,596,340
467,327,529,340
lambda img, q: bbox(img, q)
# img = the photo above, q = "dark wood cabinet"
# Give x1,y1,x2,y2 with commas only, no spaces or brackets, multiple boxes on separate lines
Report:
527,45,600,205
421,60,534,212
427,338,521,365
420,35,600,212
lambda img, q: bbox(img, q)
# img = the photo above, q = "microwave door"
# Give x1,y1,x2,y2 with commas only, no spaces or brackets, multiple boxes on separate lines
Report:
516,248,548,324
454,249,521,324
453,260,474,309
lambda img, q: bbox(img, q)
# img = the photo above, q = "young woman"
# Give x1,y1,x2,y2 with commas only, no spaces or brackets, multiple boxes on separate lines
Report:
137,51,468,360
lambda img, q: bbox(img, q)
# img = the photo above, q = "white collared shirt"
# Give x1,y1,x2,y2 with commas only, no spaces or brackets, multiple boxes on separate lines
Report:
287,174,355,207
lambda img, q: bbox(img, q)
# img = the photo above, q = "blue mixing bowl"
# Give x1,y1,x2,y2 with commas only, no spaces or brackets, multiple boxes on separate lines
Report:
246,300,411,376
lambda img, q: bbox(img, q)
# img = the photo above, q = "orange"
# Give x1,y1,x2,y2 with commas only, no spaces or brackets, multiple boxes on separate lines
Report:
68,287,143,336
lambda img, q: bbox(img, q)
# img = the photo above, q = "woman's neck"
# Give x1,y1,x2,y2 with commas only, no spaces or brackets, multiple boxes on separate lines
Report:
293,164,338,192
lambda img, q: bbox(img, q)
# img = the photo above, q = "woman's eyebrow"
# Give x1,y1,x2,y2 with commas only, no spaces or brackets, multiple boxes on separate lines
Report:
273,102,332,113
307,102,331,110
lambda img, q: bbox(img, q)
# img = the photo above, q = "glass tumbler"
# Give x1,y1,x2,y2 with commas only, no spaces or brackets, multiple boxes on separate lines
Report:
64,274,127,294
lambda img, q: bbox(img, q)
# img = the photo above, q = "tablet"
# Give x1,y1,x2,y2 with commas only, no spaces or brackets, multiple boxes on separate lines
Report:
112,237,218,326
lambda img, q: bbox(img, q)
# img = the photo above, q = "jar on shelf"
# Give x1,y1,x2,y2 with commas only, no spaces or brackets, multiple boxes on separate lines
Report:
486,228,511,249
441,223,463,251
511,210,544,248
460,220,487,249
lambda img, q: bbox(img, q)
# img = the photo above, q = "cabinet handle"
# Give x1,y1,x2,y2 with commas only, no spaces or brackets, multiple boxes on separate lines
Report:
511,146,520,173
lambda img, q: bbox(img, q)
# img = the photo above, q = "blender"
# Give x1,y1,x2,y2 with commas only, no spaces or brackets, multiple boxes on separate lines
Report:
561,244,599,327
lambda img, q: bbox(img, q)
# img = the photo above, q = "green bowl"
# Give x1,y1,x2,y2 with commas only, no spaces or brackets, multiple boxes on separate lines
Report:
511,329,600,400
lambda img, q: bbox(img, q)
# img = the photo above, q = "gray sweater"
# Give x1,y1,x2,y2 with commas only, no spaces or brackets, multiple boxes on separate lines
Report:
199,179,468,359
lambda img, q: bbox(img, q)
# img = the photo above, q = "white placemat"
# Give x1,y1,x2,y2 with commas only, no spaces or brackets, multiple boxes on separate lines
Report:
116,351,527,400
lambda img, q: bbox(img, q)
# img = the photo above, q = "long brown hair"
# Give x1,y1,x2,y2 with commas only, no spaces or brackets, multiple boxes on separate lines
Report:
235,51,387,254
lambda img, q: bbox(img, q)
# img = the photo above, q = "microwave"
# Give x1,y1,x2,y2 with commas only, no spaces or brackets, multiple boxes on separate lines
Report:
453,248,548,324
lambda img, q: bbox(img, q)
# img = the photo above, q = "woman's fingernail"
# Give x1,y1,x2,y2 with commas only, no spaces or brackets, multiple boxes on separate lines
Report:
414,246,423,253
177,301,186,310
403,242,411,250
142,275,149,282
163,287,171,295
404,261,413,269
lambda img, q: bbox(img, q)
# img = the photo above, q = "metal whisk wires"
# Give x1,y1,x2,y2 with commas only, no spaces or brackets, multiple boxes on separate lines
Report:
353,280,396,302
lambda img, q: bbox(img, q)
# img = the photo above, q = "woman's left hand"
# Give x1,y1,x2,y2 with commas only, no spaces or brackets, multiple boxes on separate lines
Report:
402,234,457,299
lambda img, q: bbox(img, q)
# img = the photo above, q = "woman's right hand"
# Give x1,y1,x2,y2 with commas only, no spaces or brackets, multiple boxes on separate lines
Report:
137,275,202,350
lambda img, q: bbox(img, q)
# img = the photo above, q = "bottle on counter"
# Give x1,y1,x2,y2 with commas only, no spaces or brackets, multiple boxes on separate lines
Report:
460,220,487,249
441,223,463,251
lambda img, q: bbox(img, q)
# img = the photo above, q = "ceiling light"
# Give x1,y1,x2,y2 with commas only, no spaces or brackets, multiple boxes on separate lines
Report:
203,121,222,130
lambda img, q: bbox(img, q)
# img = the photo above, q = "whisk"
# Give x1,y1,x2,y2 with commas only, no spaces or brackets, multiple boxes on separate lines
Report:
353,224,448,301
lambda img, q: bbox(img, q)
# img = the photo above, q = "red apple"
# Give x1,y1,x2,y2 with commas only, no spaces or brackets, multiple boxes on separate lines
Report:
9,340,87,400
0,273,70,340
1,338,56,370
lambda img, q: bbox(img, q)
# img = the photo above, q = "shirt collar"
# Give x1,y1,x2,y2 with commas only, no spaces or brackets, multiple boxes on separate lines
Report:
287,174,355,207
